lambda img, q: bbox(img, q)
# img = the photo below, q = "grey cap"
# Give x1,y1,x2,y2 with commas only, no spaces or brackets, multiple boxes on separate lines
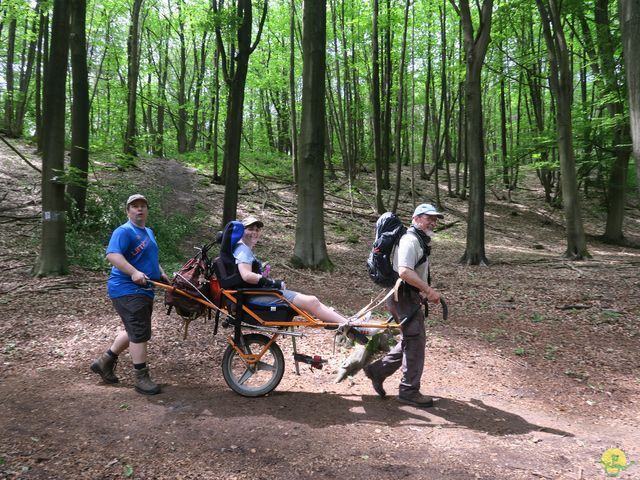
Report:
241,215,264,228
126,194,148,207
412,203,444,219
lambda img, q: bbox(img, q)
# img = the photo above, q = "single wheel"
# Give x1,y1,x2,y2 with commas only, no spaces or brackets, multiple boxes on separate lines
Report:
222,333,285,397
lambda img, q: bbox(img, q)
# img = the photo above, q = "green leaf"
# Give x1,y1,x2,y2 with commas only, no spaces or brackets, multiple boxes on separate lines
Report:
124,465,134,477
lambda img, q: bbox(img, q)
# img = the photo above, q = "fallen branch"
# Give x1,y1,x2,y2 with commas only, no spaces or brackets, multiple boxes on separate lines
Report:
0,135,42,173
556,304,591,310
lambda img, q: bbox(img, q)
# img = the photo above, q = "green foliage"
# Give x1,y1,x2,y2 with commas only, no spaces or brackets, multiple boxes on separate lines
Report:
531,313,545,323
480,328,505,343
66,183,202,272
514,346,526,356
333,221,360,244
241,151,294,183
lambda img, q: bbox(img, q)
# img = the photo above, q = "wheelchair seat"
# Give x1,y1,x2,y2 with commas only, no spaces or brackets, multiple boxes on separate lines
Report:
221,289,297,325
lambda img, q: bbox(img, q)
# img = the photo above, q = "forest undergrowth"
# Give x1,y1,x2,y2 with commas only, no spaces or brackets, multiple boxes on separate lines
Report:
1,142,639,479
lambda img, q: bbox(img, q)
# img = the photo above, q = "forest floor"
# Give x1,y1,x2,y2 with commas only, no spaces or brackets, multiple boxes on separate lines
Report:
1,140,639,480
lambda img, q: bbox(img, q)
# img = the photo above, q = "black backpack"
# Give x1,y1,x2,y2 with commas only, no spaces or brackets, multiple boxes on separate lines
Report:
366,212,430,287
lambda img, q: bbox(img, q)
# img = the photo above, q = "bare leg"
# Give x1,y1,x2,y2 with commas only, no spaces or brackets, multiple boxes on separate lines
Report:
110,330,130,355
292,293,348,324
129,341,148,364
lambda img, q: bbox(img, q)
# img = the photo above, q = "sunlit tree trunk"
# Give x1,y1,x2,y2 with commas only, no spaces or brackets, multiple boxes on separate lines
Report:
453,0,493,266
214,0,268,227
535,0,590,259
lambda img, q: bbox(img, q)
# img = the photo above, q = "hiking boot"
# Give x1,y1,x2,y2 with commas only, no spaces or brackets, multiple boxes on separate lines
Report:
134,367,161,395
90,353,119,384
364,365,386,398
398,392,434,408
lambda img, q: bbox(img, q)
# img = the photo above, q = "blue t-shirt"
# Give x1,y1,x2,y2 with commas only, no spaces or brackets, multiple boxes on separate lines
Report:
106,221,161,299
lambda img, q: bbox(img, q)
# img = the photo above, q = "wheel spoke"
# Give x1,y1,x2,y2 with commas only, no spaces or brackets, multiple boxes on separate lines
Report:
237,368,254,385
255,360,276,372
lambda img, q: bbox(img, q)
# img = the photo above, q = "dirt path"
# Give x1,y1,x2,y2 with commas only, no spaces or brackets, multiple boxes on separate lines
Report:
1,142,639,479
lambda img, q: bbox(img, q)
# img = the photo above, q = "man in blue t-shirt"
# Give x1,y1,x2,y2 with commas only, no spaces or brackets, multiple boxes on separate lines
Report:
90,194,169,395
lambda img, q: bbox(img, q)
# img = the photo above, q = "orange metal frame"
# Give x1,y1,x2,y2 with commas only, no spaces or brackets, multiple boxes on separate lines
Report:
151,280,399,366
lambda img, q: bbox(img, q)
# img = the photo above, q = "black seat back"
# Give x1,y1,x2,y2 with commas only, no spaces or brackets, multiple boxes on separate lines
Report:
213,221,246,289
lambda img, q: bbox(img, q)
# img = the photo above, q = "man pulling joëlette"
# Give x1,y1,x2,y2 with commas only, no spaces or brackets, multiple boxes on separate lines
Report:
90,194,169,395
364,203,444,407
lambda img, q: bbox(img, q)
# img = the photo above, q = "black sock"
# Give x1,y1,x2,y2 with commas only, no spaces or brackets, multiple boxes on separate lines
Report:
106,349,118,359
133,362,147,370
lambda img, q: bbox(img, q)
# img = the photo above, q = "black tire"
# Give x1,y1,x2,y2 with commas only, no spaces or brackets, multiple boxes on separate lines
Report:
221,333,285,397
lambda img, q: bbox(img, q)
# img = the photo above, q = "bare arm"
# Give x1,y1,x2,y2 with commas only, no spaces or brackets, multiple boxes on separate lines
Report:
238,262,261,285
107,253,148,285
106,253,169,285
398,266,440,304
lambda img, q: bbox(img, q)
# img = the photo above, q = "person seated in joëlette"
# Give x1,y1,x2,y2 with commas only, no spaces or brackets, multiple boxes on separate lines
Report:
234,216,362,333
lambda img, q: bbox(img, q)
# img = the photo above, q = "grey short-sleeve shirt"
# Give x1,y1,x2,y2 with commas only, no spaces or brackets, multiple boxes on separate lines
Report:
392,231,429,283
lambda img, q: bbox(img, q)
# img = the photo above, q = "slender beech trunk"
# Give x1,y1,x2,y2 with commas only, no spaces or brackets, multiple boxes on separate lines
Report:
123,0,144,158
214,0,268,226
535,0,590,259
391,0,411,213
453,0,493,266
289,0,299,186
35,0,70,277
3,17,16,135
371,0,385,212
67,0,90,217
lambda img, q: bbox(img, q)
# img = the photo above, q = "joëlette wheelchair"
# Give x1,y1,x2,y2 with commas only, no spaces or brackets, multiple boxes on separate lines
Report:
152,220,438,397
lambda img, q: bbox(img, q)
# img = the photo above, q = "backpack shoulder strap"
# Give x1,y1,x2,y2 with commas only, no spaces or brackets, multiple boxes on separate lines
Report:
406,226,430,267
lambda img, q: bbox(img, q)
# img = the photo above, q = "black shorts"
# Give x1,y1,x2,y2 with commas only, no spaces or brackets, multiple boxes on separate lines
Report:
111,295,154,343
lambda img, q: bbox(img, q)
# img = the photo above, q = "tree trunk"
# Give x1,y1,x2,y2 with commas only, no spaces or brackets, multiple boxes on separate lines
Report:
13,13,38,137
67,0,90,217
35,5,48,151
123,0,144,158
293,0,331,270
455,0,493,266
176,2,188,153
3,17,16,135
619,0,640,198
593,0,631,243
371,0,385,213
189,31,209,151
536,0,590,260
289,0,299,186
34,0,70,277
214,0,268,226
535,0,590,259
381,0,392,190
391,0,411,213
